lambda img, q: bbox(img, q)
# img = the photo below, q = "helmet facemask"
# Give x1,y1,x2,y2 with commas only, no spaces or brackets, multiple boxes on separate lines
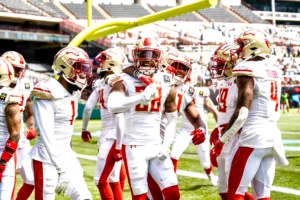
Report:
133,48,161,76
170,60,191,85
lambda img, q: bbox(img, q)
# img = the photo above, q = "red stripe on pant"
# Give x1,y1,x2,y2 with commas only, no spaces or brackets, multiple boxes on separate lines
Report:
227,147,254,200
33,159,44,200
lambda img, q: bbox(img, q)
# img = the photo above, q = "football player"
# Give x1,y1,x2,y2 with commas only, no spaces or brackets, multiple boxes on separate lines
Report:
1,51,36,200
107,38,189,200
81,48,127,200
211,30,288,200
29,47,93,200
0,57,22,199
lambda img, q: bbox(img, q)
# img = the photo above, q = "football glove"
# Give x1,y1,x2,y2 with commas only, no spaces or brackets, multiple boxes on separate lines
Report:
138,74,154,86
56,171,70,196
26,127,37,140
0,164,5,182
210,149,219,167
113,149,122,162
190,128,206,145
140,83,157,102
211,141,224,157
209,127,219,146
81,130,92,142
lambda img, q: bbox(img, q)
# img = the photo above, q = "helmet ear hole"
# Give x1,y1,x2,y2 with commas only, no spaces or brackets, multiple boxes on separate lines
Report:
250,47,257,51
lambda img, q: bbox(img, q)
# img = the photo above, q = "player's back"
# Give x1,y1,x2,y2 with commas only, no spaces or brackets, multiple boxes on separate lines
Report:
122,72,172,145
232,60,282,148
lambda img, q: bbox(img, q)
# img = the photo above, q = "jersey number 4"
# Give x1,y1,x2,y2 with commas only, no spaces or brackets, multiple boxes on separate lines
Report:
135,86,162,112
218,88,228,113
270,82,279,111
98,89,107,109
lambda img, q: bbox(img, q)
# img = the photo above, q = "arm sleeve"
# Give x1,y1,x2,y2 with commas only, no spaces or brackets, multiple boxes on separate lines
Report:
107,92,143,113
82,89,99,130
163,111,178,147
34,99,64,172
115,113,125,149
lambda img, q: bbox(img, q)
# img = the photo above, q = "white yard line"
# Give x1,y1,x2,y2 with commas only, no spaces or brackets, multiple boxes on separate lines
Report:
76,154,300,196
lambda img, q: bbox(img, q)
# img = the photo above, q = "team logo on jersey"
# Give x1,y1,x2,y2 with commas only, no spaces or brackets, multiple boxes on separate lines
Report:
105,77,109,84
188,87,195,96
25,83,30,89
0,93,7,101
163,75,171,84
199,90,203,95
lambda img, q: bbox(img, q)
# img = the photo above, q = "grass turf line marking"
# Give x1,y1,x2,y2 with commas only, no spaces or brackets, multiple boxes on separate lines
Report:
76,154,300,196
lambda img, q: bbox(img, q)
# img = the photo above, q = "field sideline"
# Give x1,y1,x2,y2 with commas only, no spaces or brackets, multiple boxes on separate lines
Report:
15,109,300,199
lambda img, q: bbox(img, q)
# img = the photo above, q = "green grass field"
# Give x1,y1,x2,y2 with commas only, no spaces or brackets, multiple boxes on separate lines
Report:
15,109,300,200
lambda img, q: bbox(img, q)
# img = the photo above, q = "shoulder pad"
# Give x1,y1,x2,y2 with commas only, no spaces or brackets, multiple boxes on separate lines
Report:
0,88,23,104
232,62,255,77
197,87,210,96
153,72,173,86
187,86,195,96
31,80,55,99
106,75,123,87
21,78,34,90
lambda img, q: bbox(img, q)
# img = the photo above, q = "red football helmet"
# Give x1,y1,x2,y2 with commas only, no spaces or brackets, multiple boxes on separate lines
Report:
1,51,26,80
132,37,162,76
209,43,238,80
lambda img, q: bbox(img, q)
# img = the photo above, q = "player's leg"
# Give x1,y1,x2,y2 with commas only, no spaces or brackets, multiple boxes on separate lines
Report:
147,173,163,200
123,145,148,200
170,131,191,172
108,159,122,200
16,145,35,200
217,152,230,200
94,139,120,200
32,159,58,200
195,136,218,186
251,151,275,200
149,156,180,200
118,161,126,192
0,151,17,200
227,147,266,200
66,151,92,200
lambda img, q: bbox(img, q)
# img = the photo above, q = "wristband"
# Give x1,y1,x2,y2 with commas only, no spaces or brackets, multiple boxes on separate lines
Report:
5,140,18,152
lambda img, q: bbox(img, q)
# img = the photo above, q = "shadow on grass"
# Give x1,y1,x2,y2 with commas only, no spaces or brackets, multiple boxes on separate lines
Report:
180,184,212,191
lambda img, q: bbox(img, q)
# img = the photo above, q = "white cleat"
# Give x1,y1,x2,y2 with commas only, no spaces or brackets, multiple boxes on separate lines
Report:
207,173,218,186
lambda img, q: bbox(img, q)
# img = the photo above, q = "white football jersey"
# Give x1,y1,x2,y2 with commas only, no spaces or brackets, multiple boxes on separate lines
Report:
29,79,78,168
97,74,124,142
13,78,34,148
0,87,22,149
216,77,238,153
179,87,209,134
232,60,282,148
122,72,173,145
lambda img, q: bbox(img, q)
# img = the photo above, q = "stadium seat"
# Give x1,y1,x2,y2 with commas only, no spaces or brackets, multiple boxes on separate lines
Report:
230,4,268,24
62,2,105,19
0,0,44,16
198,7,242,23
100,3,150,18
28,0,69,19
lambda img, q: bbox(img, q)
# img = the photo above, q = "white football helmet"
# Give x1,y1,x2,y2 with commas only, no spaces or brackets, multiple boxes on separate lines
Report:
235,29,272,60
54,47,93,89
0,57,15,87
161,47,191,85
1,51,26,80
209,43,239,80
132,37,162,76
94,48,127,75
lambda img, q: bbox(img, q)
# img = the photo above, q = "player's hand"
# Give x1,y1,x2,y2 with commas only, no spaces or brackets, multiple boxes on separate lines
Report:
56,171,70,196
26,127,37,140
140,83,157,102
190,128,206,145
138,74,153,86
0,164,6,182
165,65,175,74
211,141,224,157
113,149,122,162
210,127,219,146
157,144,170,161
81,130,92,142
210,149,219,167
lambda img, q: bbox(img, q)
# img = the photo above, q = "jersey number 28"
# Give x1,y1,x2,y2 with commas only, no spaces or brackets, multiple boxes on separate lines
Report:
135,86,162,112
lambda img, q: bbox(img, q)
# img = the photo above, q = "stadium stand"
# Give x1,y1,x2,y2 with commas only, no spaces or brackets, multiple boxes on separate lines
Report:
29,0,69,19
62,2,105,19
149,5,201,21
198,7,243,23
0,0,44,16
100,3,150,18
231,4,268,24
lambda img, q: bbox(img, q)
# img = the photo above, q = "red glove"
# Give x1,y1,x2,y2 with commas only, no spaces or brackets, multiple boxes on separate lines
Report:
210,127,219,146
0,164,6,182
81,130,92,142
113,149,122,162
190,128,206,145
210,150,218,167
165,66,175,74
138,74,153,86
26,127,37,140
211,141,224,157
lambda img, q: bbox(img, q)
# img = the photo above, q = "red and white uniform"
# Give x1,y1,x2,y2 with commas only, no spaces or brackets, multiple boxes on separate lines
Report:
121,72,178,195
171,87,211,169
14,78,35,185
29,78,92,200
83,75,123,185
227,60,288,199
0,87,21,200
215,77,239,193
